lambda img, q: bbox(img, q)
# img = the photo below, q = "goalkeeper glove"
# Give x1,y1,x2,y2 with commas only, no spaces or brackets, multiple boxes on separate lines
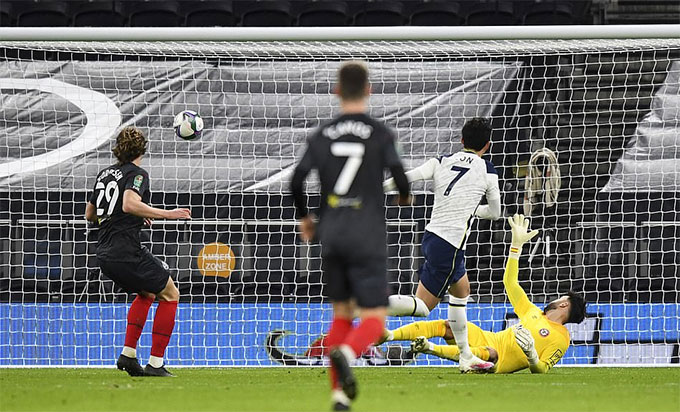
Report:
410,336,434,354
507,214,539,258
513,324,539,365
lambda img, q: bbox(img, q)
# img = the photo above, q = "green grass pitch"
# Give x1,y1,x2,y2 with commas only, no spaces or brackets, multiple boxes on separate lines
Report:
1,367,678,412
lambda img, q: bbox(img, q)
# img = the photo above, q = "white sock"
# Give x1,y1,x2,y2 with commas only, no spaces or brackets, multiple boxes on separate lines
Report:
148,355,164,368
447,295,472,358
121,346,136,358
387,295,431,317
332,389,350,406
339,344,356,361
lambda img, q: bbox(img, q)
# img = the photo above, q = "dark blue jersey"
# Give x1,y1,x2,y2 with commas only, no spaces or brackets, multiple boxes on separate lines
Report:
89,162,150,262
291,113,409,254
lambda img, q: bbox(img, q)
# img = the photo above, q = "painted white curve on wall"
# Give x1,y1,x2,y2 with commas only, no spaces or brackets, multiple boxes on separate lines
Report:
0,78,121,178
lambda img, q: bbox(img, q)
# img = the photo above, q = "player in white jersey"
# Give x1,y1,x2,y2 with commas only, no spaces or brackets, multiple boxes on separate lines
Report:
382,118,501,372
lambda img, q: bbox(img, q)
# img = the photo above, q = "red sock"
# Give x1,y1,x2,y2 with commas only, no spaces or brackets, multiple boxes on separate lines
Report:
326,318,353,389
343,317,384,358
124,295,154,350
150,301,178,358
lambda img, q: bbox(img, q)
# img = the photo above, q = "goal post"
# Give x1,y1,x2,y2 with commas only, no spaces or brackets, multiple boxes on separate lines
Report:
0,26,678,367
0,24,679,40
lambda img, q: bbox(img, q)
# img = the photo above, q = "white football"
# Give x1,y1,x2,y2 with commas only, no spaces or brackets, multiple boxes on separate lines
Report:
173,110,204,140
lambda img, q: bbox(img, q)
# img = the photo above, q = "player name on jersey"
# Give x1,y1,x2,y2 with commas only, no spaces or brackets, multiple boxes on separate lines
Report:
322,120,373,140
96,168,124,182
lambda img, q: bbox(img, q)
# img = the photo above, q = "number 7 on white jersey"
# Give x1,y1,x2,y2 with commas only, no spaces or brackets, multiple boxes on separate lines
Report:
443,165,470,196
330,142,365,195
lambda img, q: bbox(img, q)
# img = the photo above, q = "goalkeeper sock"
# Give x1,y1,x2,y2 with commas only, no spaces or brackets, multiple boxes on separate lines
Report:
447,295,472,359
430,344,460,361
326,317,353,389
430,344,490,363
387,295,430,317
343,317,384,359
392,320,447,341
150,300,178,360
123,294,154,356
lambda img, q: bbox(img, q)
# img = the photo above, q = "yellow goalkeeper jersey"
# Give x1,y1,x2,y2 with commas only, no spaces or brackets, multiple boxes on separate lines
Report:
495,257,570,373
398,256,570,373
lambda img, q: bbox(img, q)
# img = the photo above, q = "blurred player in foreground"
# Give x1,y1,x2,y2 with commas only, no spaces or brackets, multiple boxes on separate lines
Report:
291,61,410,411
85,127,191,377
383,214,587,373
382,117,501,372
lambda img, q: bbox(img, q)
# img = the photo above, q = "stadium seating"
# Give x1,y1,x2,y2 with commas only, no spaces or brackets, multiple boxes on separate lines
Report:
0,2,13,27
523,2,576,25
297,1,348,27
72,2,125,27
2,1,678,27
240,1,292,27
602,0,680,24
465,2,518,26
409,1,464,26
184,1,236,27
353,2,405,26
127,1,180,27
15,2,70,27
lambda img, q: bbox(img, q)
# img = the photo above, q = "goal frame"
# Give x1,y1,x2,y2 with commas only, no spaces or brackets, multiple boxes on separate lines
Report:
0,24,678,42
1,25,678,368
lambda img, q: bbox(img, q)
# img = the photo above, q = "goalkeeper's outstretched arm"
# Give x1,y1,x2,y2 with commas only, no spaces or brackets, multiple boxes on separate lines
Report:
504,214,539,318
507,214,562,374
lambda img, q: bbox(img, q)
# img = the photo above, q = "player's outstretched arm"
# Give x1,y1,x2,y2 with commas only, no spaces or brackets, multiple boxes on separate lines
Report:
475,162,502,220
122,190,191,220
383,158,437,192
389,163,411,205
474,197,501,220
504,214,539,318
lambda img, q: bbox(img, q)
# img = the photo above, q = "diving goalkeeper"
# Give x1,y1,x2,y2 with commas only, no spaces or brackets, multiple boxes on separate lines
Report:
382,214,586,373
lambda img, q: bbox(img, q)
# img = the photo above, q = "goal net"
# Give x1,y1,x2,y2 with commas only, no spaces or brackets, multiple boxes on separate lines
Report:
1,36,678,367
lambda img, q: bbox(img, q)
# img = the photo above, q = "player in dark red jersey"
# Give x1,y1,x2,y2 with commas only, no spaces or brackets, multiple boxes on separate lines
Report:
291,61,410,411
85,127,191,377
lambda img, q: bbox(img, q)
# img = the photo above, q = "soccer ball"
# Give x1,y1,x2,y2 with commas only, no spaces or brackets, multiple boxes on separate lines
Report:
173,110,203,140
